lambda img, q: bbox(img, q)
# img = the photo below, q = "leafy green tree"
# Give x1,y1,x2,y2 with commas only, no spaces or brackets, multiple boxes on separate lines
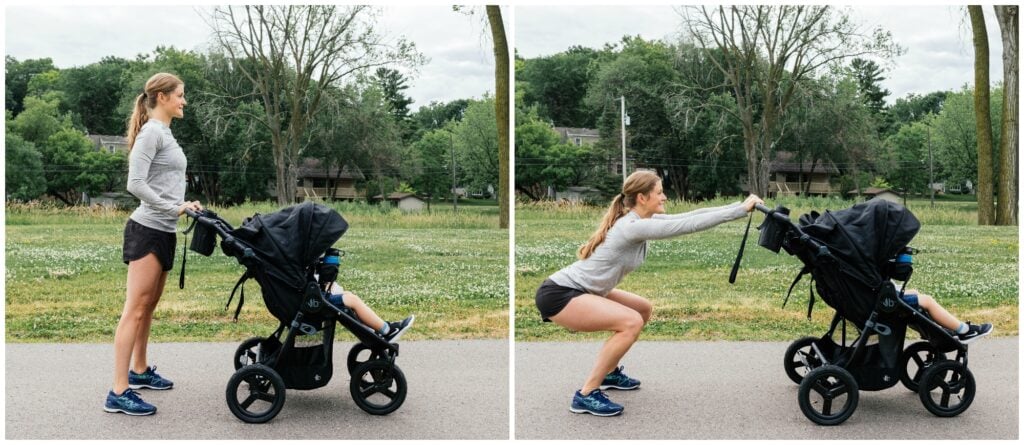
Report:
77,150,127,198
412,99,468,135
452,97,499,194
882,122,929,199
5,130,47,201
408,128,454,208
11,95,65,145
39,128,94,205
517,45,602,127
5,56,56,115
515,114,591,200
849,58,891,115
59,56,133,134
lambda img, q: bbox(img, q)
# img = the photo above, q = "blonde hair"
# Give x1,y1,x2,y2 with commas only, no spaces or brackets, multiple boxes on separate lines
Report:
126,72,183,150
577,170,661,259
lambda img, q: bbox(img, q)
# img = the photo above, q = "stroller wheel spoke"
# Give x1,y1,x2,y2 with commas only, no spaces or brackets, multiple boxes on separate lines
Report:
939,390,951,408
240,393,259,409
821,398,833,416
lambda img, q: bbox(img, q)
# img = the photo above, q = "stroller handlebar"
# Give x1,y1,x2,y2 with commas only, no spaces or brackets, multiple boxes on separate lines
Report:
754,203,772,214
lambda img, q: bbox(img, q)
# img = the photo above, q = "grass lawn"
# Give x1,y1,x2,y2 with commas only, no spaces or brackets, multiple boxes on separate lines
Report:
6,201,509,343
515,196,1018,341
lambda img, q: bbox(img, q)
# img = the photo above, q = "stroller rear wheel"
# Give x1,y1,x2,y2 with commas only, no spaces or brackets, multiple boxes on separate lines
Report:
226,364,286,423
918,360,975,417
350,359,407,415
899,341,947,392
233,337,264,370
347,343,384,375
798,365,859,426
784,336,823,385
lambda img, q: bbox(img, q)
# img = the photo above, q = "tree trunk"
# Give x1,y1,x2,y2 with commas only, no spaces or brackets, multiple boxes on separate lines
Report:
970,6,996,225
995,5,1019,225
486,5,509,229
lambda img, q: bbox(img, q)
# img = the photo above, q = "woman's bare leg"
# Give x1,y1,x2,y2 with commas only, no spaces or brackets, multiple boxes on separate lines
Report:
112,254,163,394
549,294,644,394
606,288,653,323
131,270,168,374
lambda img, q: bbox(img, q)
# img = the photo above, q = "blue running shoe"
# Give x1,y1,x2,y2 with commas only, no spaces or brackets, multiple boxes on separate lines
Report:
570,389,623,416
129,366,174,390
104,388,156,416
600,365,641,390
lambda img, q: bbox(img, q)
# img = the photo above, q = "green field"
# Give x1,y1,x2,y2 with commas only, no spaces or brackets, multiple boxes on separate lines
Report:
6,201,509,342
515,196,1018,341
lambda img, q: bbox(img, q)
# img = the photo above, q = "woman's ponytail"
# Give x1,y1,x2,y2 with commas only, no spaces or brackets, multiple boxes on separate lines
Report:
577,193,628,259
126,93,148,151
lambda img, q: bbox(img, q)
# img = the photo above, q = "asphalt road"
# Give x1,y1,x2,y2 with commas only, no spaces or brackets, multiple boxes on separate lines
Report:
515,337,1018,440
6,340,509,440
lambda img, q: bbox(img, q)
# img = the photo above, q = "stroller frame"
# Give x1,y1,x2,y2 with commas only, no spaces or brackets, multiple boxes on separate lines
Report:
184,207,407,423
750,204,976,425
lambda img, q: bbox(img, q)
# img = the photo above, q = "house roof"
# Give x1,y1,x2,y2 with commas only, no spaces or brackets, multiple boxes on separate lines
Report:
297,158,365,180
770,151,839,174
87,134,129,150
553,127,600,138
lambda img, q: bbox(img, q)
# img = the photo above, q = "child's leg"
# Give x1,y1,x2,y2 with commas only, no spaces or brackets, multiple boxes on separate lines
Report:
908,289,962,331
338,291,386,331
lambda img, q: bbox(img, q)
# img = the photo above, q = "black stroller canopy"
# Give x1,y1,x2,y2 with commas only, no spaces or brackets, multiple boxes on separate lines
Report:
232,201,349,288
801,199,920,286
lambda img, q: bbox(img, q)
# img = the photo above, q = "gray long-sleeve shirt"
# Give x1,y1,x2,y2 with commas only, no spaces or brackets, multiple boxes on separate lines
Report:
548,201,749,296
126,119,187,233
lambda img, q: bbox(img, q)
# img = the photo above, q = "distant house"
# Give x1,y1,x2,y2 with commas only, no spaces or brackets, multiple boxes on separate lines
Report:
87,135,129,153
88,191,136,209
373,192,426,212
767,151,838,197
288,158,365,201
848,187,902,203
553,186,602,203
553,127,601,147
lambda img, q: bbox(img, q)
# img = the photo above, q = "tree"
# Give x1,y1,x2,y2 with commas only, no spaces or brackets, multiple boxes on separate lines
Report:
849,58,891,115
77,150,127,198
452,97,499,194
486,5,510,228
5,56,55,115
679,5,901,197
515,114,592,200
208,5,423,205
888,91,948,133
59,56,133,134
995,5,1018,225
374,67,414,123
5,130,47,201
883,122,929,201
928,87,1004,193
517,46,602,127
11,95,65,145
39,128,94,205
409,128,454,208
969,5,995,225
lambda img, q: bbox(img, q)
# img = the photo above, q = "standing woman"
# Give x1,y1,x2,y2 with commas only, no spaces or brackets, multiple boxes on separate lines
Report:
535,171,763,416
104,73,202,415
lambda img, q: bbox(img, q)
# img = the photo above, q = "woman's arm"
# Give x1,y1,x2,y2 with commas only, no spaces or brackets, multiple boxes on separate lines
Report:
620,203,748,242
126,128,180,218
651,201,744,220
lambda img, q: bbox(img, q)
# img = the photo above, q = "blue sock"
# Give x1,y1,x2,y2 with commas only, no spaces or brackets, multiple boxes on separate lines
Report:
956,322,969,334
379,323,391,335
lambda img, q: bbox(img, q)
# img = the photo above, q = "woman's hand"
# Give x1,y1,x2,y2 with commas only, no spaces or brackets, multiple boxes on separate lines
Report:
742,194,765,213
178,201,204,216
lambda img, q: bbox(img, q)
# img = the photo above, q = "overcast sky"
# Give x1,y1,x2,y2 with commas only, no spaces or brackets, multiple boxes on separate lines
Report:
516,5,1007,104
4,5,499,112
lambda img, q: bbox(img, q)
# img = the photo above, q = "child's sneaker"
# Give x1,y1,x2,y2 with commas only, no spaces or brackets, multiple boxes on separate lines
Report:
569,389,623,416
957,322,993,344
104,388,156,416
383,315,415,343
600,365,641,390
128,366,174,390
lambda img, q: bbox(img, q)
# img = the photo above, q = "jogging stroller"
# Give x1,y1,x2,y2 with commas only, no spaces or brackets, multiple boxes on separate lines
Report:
731,200,976,425
181,202,407,423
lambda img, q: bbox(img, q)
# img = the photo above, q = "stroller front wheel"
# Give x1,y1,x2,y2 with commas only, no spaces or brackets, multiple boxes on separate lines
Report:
918,360,975,417
784,336,823,385
350,359,407,415
233,337,264,370
899,341,947,392
798,365,859,426
347,343,384,375
226,364,287,423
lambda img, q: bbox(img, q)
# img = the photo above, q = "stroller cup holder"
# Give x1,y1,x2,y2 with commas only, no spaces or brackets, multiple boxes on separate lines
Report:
757,205,791,253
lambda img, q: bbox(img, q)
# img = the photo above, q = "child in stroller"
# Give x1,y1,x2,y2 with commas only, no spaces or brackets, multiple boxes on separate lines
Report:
182,202,415,423
733,199,995,426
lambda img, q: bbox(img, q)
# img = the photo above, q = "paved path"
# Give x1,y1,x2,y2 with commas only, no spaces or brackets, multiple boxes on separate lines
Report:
515,337,1018,440
7,340,508,440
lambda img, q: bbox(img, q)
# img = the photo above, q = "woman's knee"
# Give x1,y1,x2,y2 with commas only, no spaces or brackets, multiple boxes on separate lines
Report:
638,301,653,323
618,311,644,337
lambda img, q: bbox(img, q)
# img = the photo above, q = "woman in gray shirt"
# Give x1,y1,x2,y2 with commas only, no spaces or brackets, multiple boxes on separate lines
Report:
535,170,762,416
105,73,203,416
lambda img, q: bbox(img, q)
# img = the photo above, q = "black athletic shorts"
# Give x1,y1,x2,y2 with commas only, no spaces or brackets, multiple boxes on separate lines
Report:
535,279,587,322
122,218,177,271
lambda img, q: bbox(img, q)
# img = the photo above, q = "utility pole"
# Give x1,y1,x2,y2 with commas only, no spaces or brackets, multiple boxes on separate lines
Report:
450,131,457,212
928,121,935,207
620,96,627,184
